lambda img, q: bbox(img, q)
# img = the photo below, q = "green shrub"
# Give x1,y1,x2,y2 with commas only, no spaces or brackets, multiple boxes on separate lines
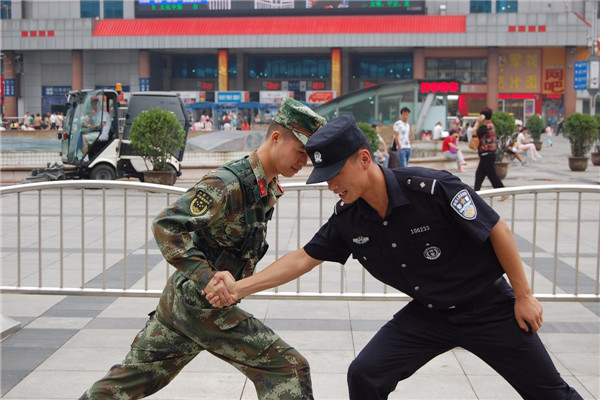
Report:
357,122,380,156
490,111,515,162
563,113,600,157
129,107,187,171
525,114,544,141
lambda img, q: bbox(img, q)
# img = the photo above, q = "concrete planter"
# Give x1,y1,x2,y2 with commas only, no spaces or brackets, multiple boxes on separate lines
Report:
143,170,176,185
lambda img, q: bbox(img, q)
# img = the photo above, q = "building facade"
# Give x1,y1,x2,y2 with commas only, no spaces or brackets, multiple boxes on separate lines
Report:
0,0,597,128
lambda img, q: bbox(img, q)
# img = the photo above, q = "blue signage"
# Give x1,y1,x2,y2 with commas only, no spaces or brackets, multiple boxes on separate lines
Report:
139,78,150,92
4,78,15,97
42,86,72,97
574,61,588,90
287,81,301,91
216,91,246,103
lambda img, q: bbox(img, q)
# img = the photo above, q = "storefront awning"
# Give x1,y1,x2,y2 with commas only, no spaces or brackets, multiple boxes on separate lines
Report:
93,15,466,37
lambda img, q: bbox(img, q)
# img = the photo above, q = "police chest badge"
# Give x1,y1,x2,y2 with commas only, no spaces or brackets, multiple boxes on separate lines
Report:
353,236,369,245
423,245,441,260
190,190,214,216
451,189,477,220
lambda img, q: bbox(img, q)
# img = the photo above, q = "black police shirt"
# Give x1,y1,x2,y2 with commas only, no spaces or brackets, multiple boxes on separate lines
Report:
304,166,504,310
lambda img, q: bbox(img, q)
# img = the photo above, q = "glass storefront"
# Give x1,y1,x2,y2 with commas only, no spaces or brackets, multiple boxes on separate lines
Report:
315,80,419,125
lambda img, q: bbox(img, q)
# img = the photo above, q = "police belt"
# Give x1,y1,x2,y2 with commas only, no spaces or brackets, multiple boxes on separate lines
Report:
437,276,507,312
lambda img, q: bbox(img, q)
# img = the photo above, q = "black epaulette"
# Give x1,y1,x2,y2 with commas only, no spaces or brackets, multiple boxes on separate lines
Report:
334,199,356,215
405,176,437,195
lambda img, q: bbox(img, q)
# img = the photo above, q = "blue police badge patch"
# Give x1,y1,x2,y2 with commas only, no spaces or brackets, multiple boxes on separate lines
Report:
451,189,477,220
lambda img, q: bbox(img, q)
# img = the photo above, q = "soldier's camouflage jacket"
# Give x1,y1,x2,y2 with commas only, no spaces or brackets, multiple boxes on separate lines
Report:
152,151,283,300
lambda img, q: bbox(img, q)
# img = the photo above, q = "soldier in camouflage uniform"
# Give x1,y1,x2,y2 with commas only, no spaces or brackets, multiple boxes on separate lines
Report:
80,98,326,400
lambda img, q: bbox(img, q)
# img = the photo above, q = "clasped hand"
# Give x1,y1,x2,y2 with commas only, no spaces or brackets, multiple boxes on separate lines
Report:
202,271,238,308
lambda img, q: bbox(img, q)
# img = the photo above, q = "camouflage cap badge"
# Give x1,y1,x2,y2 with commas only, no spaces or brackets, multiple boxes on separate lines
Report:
273,98,327,145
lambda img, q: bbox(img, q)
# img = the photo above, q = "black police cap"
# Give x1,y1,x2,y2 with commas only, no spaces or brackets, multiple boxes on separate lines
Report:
305,114,367,184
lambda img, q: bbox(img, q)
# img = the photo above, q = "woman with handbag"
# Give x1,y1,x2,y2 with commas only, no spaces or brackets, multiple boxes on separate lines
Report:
472,108,507,199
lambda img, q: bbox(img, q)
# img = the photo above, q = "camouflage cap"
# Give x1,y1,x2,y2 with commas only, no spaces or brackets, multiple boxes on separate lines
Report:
273,98,327,145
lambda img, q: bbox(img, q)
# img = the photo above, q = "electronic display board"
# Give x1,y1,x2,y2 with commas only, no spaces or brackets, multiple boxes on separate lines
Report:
135,1,426,18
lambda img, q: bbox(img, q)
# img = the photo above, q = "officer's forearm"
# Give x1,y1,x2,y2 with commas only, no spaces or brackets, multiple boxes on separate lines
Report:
236,249,320,298
489,219,533,298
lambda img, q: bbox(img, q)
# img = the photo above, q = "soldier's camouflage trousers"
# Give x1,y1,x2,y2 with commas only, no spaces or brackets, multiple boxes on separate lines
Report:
80,273,313,399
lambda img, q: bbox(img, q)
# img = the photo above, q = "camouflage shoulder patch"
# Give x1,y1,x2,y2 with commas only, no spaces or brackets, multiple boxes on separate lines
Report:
405,177,437,195
190,190,214,216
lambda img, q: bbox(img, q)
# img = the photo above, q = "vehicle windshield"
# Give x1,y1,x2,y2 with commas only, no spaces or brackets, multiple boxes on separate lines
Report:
63,90,111,164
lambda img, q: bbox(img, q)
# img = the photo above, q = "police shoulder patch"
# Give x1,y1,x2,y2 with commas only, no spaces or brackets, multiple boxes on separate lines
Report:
405,177,437,195
190,190,214,216
450,189,477,220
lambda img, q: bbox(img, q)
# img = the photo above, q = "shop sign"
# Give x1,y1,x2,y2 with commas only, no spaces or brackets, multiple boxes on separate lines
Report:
419,81,459,93
4,78,15,97
309,81,326,90
216,91,249,103
284,81,306,92
259,91,294,104
589,60,600,90
574,62,588,90
263,81,281,90
42,86,71,96
542,48,565,95
498,49,541,94
360,81,378,89
198,81,215,90
139,78,150,92
306,91,337,104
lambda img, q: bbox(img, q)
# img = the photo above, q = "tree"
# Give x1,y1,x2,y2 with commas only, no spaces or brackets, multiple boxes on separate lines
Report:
525,114,544,142
357,122,380,155
563,113,599,157
129,107,187,171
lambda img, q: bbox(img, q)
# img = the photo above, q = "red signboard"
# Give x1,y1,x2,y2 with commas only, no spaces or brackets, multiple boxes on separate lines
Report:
199,81,215,90
265,81,281,90
420,81,460,94
306,91,336,104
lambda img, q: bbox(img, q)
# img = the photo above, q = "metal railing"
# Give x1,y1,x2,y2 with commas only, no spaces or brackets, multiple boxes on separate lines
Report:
1,181,598,302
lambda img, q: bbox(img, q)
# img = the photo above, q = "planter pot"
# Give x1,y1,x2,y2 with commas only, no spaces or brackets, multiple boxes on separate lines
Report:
533,140,543,151
143,170,176,185
495,161,509,180
591,152,600,166
568,156,589,172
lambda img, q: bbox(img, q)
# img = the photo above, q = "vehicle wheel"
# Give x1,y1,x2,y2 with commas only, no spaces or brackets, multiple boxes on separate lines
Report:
90,164,116,180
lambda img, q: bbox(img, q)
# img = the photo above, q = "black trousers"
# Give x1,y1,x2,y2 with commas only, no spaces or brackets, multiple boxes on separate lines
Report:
347,282,582,400
474,152,504,191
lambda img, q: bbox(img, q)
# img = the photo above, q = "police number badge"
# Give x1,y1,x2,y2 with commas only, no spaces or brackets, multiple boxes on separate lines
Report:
451,189,477,220
190,190,214,216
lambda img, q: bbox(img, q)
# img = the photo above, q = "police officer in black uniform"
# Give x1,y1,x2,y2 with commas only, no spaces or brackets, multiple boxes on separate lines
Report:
205,115,583,400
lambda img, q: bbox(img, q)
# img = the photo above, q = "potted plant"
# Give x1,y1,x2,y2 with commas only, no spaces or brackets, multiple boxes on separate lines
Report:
491,111,515,179
563,112,599,172
129,107,187,185
357,122,380,156
591,114,600,166
525,114,544,151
